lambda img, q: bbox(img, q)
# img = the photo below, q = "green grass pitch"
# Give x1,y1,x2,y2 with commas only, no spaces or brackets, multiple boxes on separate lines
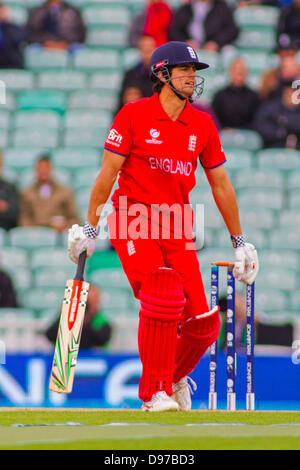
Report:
1,409,300,450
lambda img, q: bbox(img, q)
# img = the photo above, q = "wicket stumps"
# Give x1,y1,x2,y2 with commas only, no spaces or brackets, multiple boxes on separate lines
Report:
209,262,255,411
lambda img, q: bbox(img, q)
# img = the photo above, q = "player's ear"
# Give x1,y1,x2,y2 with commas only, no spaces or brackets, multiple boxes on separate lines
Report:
157,70,167,83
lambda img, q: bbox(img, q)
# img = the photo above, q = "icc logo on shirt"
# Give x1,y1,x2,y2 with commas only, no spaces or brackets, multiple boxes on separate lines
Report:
150,128,160,139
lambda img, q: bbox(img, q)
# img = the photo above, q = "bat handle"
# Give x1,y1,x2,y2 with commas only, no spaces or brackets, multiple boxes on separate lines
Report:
75,251,87,281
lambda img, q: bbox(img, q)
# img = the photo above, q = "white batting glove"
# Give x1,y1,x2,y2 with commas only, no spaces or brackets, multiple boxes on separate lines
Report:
231,235,259,285
68,223,97,264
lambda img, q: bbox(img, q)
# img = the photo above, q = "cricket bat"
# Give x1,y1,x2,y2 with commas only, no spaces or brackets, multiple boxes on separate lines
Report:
49,251,89,394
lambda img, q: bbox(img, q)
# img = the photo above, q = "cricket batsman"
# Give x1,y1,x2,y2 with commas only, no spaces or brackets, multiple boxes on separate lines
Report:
68,41,259,411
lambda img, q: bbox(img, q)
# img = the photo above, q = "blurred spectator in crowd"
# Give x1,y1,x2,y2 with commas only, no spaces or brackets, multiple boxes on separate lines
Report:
212,58,260,128
169,0,239,51
129,0,173,48
19,155,80,232
45,284,112,349
0,2,25,68
122,86,143,106
26,0,86,49
0,151,20,231
116,35,155,113
260,39,300,100
0,268,18,308
254,80,300,149
277,0,300,45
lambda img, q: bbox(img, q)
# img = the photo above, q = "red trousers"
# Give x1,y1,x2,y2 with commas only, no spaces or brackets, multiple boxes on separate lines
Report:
108,213,209,320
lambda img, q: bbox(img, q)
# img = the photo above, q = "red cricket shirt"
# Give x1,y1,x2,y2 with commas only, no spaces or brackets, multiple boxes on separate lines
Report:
104,92,226,238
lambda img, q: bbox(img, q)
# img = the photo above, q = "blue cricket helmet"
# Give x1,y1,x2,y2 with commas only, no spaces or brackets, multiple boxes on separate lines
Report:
150,41,209,79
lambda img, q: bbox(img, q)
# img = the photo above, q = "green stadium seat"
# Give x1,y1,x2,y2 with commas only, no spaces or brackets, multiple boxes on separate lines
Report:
86,27,128,48
247,72,263,91
31,247,72,271
18,90,67,114
196,50,220,70
288,190,300,209
63,128,107,147
234,169,284,190
87,249,121,274
203,207,225,230
290,292,300,312
24,47,69,70
255,289,289,312
38,70,87,90
82,5,131,27
75,187,91,208
258,148,300,172
236,29,276,51
89,71,122,91
279,210,300,229
259,250,300,272
13,128,59,148
0,70,34,90
101,287,131,310
0,129,9,147
4,147,46,172
34,266,75,288
122,48,140,70
0,110,11,129
239,50,274,73
89,268,129,289
64,110,112,130
1,168,18,184
9,227,58,249
190,188,215,206
288,170,300,190
0,308,36,318
52,147,100,170
73,48,120,71
237,188,284,210
5,267,32,290
234,5,280,28
223,148,254,171
22,287,63,311
239,208,275,231
25,0,45,7
201,72,228,97
270,229,299,250
68,90,117,111
5,91,16,111
258,268,297,292
220,129,262,151
7,4,28,24
72,167,99,191
0,247,28,268
14,110,61,130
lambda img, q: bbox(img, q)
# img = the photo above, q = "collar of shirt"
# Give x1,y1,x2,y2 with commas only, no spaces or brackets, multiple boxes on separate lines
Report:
150,92,194,124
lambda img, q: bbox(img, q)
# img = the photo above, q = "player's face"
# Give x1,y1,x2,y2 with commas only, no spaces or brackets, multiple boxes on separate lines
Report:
170,64,197,98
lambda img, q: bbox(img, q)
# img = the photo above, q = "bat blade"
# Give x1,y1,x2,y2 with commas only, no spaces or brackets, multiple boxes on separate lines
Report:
49,278,90,394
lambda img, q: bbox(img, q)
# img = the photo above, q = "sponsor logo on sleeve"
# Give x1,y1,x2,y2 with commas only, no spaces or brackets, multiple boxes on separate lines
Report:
106,128,123,147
